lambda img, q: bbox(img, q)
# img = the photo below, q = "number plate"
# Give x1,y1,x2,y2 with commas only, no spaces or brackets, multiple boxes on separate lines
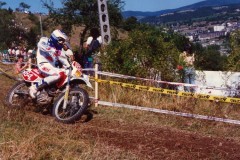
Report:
75,70,82,77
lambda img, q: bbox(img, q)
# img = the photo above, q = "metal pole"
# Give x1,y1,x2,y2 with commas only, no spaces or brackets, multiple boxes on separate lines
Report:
39,13,43,37
95,63,99,107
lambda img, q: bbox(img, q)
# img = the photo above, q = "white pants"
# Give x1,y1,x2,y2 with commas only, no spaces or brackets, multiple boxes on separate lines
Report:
38,63,62,85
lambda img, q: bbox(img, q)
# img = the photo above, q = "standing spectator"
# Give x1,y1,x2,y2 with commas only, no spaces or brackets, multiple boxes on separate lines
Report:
8,47,15,62
2,49,9,61
179,43,196,92
83,28,102,69
31,47,37,64
15,46,20,57
27,49,33,59
7,47,12,56
22,47,27,61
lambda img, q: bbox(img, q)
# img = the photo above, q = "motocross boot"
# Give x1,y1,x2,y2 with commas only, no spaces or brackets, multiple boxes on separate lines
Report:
29,83,48,99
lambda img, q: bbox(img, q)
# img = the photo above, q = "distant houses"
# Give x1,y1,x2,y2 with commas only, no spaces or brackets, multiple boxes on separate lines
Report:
172,21,240,55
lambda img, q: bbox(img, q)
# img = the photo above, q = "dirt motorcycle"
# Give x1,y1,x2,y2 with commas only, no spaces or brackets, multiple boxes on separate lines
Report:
5,61,93,123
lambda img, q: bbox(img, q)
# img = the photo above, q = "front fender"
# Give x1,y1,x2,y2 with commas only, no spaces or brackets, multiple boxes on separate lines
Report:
70,77,93,89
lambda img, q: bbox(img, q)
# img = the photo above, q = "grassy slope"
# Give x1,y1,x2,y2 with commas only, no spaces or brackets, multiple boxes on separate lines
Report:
0,64,137,159
1,63,240,159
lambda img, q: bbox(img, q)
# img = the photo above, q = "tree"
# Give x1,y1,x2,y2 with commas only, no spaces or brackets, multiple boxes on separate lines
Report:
194,44,227,71
0,9,16,49
42,0,124,53
122,16,139,31
227,30,240,71
101,25,180,81
166,29,189,51
0,8,39,50
19,2,30,11
25,27,38,48
0,1,6,9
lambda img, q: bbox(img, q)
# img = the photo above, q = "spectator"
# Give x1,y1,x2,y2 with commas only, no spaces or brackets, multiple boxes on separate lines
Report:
15,46,20,58
15,55,28,74
2,50,9,61
179,43,196,92
83,28,102,69
8,47,16,62
22,47,27,60
31,47,37,64
7,47,11,57
27,49,34,69
0,51,2,61
62,42,74,62
27,49,33,59
74,51,83,67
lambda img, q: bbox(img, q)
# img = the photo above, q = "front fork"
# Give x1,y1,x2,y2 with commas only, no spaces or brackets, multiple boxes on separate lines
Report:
63,68,72,110
63,84,70,109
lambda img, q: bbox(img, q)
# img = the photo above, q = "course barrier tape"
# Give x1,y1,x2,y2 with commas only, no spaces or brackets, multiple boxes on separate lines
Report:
82,68,197,87
0,67,11,75
85,69,239,90
0,67,20,81
96,70,198,87
92,78,240,104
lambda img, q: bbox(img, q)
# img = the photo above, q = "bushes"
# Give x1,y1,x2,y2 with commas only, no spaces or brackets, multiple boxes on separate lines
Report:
101,26,180,81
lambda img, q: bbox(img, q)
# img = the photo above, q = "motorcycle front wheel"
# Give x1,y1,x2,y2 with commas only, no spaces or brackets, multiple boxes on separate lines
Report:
52,88,89,124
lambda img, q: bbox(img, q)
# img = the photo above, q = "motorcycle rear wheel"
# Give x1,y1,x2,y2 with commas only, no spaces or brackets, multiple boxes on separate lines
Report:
5,81,30,108
52,88,89,124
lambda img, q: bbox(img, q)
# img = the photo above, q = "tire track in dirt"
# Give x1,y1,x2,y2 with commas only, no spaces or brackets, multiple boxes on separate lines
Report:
81,118,240,159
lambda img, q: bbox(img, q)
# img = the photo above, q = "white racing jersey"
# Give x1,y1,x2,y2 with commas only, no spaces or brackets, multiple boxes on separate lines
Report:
36,37,70,68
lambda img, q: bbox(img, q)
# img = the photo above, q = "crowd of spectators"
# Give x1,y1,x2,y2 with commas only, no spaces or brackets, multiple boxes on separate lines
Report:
0,46,36,63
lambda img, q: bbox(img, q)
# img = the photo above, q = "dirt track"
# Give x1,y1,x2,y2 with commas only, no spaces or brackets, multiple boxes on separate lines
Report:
76,116,240,159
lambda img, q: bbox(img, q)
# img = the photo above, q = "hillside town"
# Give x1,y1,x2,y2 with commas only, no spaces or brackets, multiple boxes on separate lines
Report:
166,7,240,55
171,20,240,55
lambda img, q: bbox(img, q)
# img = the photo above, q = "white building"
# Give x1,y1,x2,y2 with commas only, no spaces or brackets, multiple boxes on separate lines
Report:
214,25,225,32
187,35,194,41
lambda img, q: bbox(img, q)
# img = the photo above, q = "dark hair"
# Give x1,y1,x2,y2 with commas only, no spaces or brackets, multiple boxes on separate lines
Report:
184,43,192,54
17,55,24,59
90,28,100,39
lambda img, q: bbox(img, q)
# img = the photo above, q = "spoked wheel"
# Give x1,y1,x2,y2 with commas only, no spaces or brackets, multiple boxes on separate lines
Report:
52,88,89,123
5,81,31,108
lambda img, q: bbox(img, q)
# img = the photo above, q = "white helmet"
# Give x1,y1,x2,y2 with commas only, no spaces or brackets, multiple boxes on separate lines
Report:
49,29,68,49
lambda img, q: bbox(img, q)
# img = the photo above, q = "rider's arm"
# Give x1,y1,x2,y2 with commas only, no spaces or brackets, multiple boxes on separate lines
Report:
66,49,74,61
58,50,71,68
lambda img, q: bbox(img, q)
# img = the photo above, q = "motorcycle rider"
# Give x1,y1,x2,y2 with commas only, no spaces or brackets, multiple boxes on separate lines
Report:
29,29,71,98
